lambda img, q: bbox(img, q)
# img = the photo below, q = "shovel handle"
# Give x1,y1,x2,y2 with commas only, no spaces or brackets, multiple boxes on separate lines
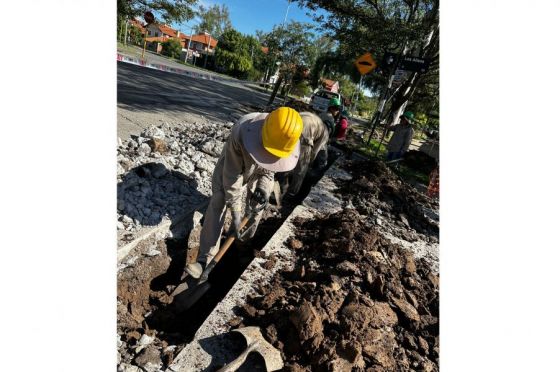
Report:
213,216,250,262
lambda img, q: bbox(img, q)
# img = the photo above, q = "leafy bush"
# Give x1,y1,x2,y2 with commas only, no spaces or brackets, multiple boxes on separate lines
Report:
161,38,182,59
291,80,312,97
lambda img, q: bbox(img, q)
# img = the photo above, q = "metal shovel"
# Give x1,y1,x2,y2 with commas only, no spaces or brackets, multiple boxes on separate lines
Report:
170,201,266,311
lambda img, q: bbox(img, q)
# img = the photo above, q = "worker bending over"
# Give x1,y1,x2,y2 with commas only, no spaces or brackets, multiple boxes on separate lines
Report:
187,107,303,278
286,111,330,197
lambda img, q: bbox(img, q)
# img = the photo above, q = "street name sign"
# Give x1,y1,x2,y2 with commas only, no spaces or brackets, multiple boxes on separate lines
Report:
399,56,430,73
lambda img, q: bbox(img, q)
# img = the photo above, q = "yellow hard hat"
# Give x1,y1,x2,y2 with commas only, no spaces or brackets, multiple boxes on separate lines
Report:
262,107,303,158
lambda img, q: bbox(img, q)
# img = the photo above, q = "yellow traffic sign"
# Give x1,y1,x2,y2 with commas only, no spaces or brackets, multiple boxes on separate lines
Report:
355,53,377,75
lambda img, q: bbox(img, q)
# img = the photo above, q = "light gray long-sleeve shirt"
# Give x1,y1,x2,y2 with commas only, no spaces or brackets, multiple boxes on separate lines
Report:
219,112,275,212
387,123,414,153
299,111,330,164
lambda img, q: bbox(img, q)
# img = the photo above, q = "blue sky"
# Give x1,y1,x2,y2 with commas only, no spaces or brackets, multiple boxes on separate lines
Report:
172,0,327,37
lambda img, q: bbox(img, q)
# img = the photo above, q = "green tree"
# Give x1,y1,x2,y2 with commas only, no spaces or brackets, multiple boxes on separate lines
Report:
298,0,439,122
195,4,232,38
129,25,144,45
261,21,318,102
214,29,253,78
161,38,182,59
118,0,197,24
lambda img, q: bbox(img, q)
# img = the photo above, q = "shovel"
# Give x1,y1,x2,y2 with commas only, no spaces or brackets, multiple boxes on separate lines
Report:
170,216,249,298
171,202,266,311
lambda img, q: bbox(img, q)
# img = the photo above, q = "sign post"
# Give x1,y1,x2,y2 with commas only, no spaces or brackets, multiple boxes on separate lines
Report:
142,11,155,61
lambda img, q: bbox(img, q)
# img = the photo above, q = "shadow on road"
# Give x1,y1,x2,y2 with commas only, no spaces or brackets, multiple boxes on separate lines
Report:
117,62,272,123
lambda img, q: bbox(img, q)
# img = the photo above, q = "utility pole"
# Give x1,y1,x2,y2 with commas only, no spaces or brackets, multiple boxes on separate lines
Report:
267,0,291,107
186,27,194,63
282,0,291,27
204,33,211,69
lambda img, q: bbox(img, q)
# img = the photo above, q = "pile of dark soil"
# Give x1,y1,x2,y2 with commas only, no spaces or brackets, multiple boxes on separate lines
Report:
117,206,301,370
403,150,437,175
238,208,439,371
339,159,439,238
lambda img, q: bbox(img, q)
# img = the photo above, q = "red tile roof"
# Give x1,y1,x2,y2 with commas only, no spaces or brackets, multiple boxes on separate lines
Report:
158,24,178,37
182,33,218,48
321,78,340,92
129,18,145,28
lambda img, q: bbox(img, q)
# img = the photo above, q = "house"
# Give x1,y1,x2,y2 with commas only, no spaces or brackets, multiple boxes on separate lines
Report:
143,23,185,54
321,78,340,93
180,32,218,63
181,32,218,54
145,23,178,39
128,18,146,34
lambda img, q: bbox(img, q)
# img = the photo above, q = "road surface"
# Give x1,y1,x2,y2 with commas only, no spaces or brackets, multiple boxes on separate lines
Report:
117,45,234,81
117,61,274,140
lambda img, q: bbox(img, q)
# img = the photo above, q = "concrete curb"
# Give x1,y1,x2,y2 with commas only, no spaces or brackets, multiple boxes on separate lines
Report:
167,157,353,371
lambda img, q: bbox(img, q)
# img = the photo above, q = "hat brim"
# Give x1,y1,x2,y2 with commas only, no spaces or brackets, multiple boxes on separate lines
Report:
241,120,300,172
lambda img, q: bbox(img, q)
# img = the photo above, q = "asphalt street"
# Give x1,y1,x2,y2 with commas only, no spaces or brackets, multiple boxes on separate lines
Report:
117,61,275,139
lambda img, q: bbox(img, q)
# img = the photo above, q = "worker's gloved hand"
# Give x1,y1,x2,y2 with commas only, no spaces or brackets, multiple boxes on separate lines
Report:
231,209,242,239
251,188,267,210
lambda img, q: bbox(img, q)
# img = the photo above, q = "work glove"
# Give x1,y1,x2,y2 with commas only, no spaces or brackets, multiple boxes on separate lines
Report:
230,209,242,239
250,188,267,210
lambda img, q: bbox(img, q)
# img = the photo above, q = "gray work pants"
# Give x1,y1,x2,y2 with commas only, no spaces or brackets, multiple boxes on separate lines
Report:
288,144,313,195
197,165,264,265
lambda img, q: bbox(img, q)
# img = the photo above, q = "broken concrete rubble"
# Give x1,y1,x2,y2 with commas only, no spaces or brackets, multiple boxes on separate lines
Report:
116,109,439,371
117,121,232,245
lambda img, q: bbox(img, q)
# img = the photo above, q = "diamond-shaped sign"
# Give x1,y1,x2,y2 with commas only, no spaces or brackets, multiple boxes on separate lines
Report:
354,53,377,75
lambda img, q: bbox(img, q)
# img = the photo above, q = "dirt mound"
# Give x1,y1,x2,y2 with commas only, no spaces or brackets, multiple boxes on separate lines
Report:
339,159,439,239
403,150,437,174
238,208,439,371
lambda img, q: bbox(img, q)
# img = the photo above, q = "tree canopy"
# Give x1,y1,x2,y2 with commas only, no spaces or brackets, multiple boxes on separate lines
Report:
297,0,439,121
216,28,254,78
194,4,232,38
117,0,198,24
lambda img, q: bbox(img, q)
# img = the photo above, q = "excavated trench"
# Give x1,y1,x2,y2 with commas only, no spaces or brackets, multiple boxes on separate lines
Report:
117,151,340,370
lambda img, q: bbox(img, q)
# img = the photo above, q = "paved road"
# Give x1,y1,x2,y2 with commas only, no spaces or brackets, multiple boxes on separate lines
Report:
117,62,275,139
118,45,236,81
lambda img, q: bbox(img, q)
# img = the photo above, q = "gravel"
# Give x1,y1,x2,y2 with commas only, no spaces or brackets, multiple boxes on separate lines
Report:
117,120,233,243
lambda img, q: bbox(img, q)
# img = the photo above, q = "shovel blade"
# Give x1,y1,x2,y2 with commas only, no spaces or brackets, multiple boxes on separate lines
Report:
170,281,211,313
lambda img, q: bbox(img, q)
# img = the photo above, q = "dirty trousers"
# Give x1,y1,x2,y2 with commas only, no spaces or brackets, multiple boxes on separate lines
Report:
288,144,313,195
197,173,264,265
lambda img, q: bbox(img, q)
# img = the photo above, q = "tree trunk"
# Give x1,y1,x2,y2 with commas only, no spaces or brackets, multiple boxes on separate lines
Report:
267,75,284,106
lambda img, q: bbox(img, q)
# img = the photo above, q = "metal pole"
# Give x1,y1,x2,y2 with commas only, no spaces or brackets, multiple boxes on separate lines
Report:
204,34,210,69
142,31,147,61
187,28,193,63
282,0,291,27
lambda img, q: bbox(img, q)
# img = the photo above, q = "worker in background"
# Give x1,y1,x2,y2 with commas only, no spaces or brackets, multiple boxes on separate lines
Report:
386,111,415,161
285,111,330,197
186,107,303,278
319,97,341,138
335,110,349,141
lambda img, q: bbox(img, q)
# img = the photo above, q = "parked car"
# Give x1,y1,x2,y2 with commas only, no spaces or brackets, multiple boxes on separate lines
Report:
310,90,342,113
